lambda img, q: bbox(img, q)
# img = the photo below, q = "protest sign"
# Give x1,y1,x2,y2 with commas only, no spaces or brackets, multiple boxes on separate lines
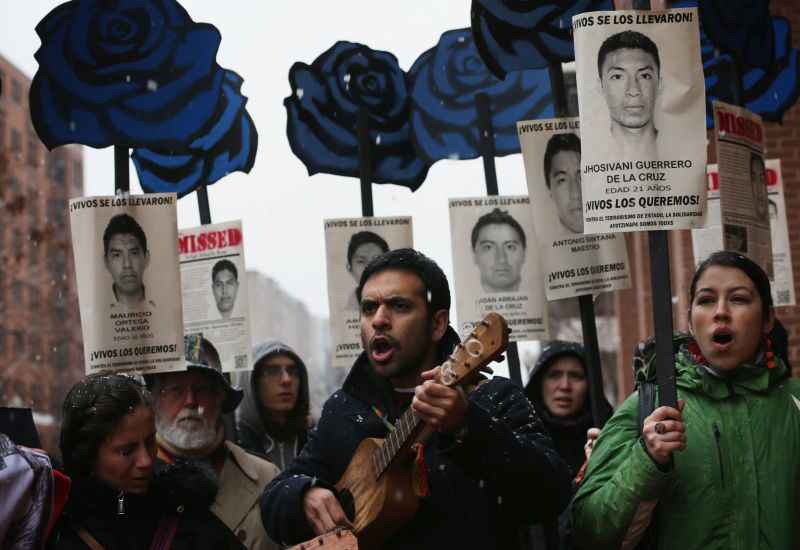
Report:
692,160,792,305
572,8,707,233
69,194,183,375
448,196,547,341
178,221,251,372
517,117,631,300
712,101,772,277
325,216,413,368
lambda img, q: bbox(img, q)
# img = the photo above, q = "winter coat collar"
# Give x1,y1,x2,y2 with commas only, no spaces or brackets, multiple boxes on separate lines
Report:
675,345,789,400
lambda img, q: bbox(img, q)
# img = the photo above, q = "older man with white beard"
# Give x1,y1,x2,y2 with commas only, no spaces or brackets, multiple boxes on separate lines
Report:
149,337,279,550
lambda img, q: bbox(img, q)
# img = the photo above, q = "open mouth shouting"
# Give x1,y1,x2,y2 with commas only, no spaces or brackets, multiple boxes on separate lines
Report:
369,335,398,364
711,327,734,351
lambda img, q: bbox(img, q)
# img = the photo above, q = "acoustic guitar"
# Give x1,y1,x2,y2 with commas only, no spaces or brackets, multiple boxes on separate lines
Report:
331,312,510,549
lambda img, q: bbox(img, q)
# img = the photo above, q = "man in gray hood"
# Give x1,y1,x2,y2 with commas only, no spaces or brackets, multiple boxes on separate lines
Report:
237,341,312,470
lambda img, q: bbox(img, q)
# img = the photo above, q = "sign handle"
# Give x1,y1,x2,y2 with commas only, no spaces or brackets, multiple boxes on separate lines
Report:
475,92,523,387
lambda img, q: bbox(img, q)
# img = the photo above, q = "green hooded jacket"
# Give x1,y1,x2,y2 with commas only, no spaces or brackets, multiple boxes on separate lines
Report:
573,345,800,549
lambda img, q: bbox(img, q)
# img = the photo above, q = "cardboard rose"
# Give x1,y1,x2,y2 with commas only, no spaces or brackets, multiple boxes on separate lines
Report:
410,28,552,163
699,0,774,68
470,0,612,78
285,41,429,190
132,70,257,197
700,10,799,126
29,0,225,150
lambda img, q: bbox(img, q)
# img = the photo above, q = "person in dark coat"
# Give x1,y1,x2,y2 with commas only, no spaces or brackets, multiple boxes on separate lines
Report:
260,248,571,550
237,341,313,470
523,340,613,550
525,341,613,476
48,373,243,550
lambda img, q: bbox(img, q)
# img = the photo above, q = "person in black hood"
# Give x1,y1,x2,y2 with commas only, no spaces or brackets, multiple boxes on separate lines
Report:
525,341,612,476
48,373,243,550
522,340,613,550
237,341,312,470
260,248,571,550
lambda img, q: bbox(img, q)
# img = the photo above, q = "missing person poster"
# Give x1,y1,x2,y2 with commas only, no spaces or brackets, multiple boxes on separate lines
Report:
179,221,251,372
517,117,632,300
692,160,792,305
713,101,773,278
325,216,413,368
448,196,548,342
69,194,184,375
572,8,707,233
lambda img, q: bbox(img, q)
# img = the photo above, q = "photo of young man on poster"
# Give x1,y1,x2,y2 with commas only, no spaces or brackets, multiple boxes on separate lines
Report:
345,231,389,310
598,30,662,159
544,133,583,234
211,259,240,319
103,213,155,311
471,208,527,293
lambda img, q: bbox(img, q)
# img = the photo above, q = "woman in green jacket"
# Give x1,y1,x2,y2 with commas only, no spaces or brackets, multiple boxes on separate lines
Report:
573,251,800,549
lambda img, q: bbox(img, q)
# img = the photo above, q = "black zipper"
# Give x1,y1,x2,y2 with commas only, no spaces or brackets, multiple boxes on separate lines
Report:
712,422,725,486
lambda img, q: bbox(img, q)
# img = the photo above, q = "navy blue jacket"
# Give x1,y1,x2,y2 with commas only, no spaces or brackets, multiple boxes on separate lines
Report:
260,333,571,550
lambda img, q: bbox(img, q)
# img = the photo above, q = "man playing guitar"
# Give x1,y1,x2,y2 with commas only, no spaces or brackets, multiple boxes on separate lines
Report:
261,249,571,549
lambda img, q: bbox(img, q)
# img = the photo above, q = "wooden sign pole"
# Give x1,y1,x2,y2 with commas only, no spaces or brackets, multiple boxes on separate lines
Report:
475,92,524,387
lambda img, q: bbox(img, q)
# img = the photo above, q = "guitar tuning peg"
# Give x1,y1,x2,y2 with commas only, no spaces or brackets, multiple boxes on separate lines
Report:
494,355,505,363
479,365,494,375
505,327,512,335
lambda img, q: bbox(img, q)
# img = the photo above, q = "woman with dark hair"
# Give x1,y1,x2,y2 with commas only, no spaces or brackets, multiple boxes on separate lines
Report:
573,251,800,549
523,341,612,550
48,373,243,549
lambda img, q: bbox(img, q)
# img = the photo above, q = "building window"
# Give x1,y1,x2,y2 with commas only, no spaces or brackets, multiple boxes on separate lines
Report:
13,229,22,260
13,331,24,356
73,160,83,190
0,327,5,354
11,79,22,104
10,128,21,153
47,152,65,184
47,198,66,227
0,110,6,149
12,280,23,304
27,139,38,167
30,287,40,310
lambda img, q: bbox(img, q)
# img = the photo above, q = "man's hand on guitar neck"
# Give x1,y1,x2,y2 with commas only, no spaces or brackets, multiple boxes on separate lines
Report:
304,487,353,536
411,367,468,434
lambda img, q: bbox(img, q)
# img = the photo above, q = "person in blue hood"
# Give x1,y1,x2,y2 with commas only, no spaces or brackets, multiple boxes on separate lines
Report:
237,341,312,470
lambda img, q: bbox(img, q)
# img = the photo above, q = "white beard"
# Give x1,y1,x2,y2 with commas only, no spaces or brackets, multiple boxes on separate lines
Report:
156,408,219,452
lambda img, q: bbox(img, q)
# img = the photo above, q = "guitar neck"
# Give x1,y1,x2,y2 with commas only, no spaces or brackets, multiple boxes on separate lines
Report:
372,407,423,477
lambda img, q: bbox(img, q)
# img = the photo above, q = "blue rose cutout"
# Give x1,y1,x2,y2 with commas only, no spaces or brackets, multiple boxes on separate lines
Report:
30,0,258,195
285,41,429,190
132,70,257,197
670,0,800,127
471,0,613,78
410,28,553,163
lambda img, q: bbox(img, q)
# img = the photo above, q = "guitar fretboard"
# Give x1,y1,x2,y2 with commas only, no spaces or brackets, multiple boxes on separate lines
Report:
372,406,422,477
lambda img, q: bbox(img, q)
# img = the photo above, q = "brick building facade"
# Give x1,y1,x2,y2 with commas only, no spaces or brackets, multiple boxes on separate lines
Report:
0,53,84,456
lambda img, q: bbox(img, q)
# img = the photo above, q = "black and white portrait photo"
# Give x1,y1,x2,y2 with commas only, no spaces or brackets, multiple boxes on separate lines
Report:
211,259,240,319
470,208,527,293
449,196,547,342
69,193,184,375
103,213,154,311
573,7,706,234
517,118,631,300
324,216,413,368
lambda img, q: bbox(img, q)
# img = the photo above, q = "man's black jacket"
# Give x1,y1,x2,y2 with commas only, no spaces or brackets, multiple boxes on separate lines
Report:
260,335,571,549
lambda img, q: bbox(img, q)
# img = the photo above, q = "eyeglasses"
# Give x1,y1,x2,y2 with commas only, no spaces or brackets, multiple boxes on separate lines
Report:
158,382,218,403
262,365,300,379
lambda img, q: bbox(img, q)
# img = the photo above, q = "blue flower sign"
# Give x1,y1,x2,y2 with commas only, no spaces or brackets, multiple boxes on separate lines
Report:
29,0,257,197
284,41,429,190
410,28,553,163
